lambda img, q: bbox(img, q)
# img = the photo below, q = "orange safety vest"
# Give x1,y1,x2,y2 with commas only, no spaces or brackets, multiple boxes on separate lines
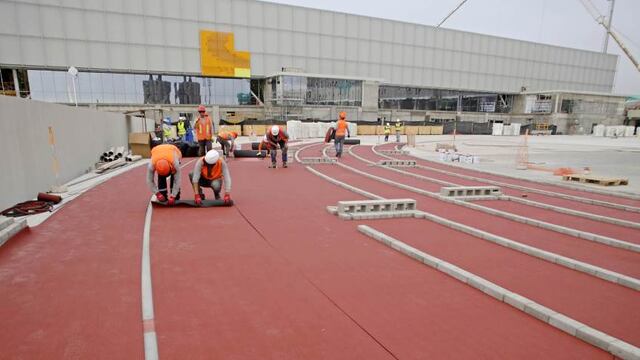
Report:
218,131,236,140
200,158,223,180
335,120,348,137
195,115,212,141
151,144,182,174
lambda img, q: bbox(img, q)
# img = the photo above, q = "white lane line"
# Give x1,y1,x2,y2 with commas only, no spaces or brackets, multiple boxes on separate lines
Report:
141,200,158,360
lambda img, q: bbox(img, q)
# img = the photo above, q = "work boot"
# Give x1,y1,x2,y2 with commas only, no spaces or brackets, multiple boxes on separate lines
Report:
283,162,288,168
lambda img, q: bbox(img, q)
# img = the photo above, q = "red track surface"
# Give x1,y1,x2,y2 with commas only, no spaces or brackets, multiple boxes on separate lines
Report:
0,141,636,358
341,145,640,278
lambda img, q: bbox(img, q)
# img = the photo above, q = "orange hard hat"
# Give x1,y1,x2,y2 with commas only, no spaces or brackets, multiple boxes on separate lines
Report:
198,105,206,112
155,159,171,176
339,111,346,119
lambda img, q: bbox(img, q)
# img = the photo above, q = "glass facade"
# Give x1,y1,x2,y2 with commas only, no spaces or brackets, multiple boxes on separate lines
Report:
26,70,252,105
379,86,513,113
269,75,362,106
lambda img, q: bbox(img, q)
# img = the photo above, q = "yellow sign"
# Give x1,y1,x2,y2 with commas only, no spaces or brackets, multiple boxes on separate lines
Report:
200,30,250,78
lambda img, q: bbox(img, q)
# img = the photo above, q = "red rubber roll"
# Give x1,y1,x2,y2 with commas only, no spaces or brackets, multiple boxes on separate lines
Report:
37,192,63,204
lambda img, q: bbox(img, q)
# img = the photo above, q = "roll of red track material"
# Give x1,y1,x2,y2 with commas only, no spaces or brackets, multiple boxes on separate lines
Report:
37,192,62,204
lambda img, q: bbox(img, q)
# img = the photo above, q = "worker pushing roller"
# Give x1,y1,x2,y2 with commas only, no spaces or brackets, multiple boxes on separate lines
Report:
217,130,238,158
147,143,182,206
333,111,350,158
266,125,289,168
195,105,215,156
189,150,232,206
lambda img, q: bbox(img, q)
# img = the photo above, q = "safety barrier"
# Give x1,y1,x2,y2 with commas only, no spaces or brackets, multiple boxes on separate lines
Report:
440,186,502,197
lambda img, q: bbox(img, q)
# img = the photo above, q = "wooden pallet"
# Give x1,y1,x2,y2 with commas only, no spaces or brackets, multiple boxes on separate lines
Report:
562,174,629,186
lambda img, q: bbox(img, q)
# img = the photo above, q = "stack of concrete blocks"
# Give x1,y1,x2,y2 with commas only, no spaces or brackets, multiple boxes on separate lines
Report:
377,159,417,167
492,123,504,136
440,186,502,198
0,217,27,247
300,157,337,164
624,126,635,137
379,150,409,155
331,199,418,220
592,124,606,137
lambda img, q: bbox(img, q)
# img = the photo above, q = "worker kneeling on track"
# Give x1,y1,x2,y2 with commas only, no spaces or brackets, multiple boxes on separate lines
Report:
189,150,232,206
257,134,271,158
267,125,289,168
148,144,182,206
217,130,238,158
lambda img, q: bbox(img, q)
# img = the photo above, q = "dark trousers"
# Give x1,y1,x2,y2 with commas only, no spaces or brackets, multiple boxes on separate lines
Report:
189,172,222,199
198,140,212,156
218,138,231,156
158,174,180,199
270,140,288,164
384,134,389,141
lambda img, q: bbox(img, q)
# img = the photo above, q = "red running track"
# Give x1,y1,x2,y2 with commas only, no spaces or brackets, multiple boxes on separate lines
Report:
375,141,640,208
370,143,640,222
0,167,149,359
351,145,640,243
321,149,640,279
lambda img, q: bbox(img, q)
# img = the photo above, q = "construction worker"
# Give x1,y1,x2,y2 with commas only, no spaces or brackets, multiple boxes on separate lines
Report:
395,118,403,142
162,118,173,140
195,105,214,156
257,134,271,157
334,111,350,158
384,122,391,142
189,150,232,205
217,130,238,158
177,116,187,141
267,125,289,168
147,143,182,206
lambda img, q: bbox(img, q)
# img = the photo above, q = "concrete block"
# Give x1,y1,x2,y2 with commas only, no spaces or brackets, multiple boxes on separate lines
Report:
503,292,533,311
326,206,338,215
609,340,640,360
377,159,417,167
338,213,351,221
523,303,556,322
437,263,469,283
549,313,585,336
0,219,27,247
0,217,14,232
440,186,502,197
576,327,619,351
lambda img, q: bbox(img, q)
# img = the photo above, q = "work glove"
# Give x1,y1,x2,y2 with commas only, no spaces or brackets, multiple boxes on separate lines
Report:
156,192,166,202
348,134,351,138
168,196,176,206
223,193,232,204
194,194,202,206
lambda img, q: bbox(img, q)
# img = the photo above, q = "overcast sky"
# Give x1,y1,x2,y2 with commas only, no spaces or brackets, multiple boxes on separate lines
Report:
268,0,640,95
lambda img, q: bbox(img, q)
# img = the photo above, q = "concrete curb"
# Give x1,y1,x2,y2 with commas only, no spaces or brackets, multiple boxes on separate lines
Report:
347,147,640,253
400,144,640,201
308,159,640,292
0,219,27,248
294,142,324,163
390,145,640,212
0,216,14,232
305,165,383,200
358,225,640,360
503,195,640,229
412,211,640,291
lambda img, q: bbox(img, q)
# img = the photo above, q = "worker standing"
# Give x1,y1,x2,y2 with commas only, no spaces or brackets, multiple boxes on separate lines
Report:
176,116,187,141
189,150,232,205
334,111,350,158
267,125,289,168
147,143,182,206
384,122,391,142
395,119,403,142
194,105,214,156
217,130,238,158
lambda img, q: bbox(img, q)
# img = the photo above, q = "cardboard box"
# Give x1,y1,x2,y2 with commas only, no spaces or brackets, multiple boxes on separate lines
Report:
128,132,152,158
243,125,267,136
405,126,419,135
430,126,444,135
419,126,432,135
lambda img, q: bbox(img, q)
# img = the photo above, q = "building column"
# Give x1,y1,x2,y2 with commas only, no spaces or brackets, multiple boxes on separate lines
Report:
12,69,20,97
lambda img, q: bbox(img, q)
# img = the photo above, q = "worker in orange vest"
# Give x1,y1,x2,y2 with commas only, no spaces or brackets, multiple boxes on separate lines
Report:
194,105,215,156
147,144,182,205
217,130,238,158
189,150,232,206
266,125,289,168
334,111,351,158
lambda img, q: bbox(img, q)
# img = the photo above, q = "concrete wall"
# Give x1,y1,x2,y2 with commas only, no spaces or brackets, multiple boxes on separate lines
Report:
0,0,617,93
0,96,128,210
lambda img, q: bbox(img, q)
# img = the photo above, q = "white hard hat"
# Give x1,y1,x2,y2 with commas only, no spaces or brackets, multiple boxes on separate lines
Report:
396,118,400,122
271,125,280,136
204,150,220,164
179,116,186,121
